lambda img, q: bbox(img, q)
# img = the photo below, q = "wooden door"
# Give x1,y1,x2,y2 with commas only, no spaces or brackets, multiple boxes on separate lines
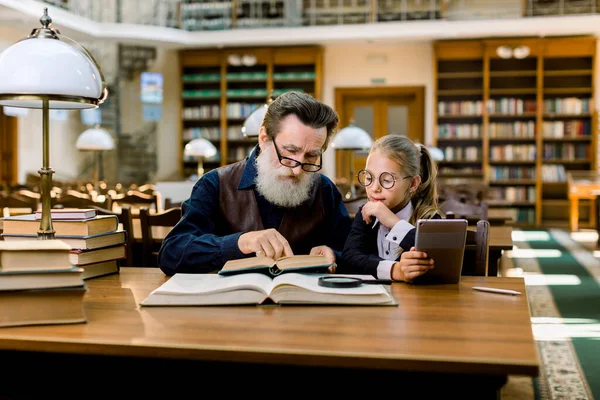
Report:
334,86,425,192
0,107,18,184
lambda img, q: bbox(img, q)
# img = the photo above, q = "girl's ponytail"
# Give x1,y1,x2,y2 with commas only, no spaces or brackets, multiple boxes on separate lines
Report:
410,145,440,224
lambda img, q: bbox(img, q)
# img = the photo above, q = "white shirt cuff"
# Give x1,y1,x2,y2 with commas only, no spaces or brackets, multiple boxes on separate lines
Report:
387,220,414,245
377,260,395,280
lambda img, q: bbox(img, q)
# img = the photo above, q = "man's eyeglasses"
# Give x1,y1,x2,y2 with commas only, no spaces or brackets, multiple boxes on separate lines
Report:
272,138,322,172
357,169,411,189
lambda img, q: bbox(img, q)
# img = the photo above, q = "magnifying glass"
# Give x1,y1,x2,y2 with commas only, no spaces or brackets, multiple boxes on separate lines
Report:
318,276,393,288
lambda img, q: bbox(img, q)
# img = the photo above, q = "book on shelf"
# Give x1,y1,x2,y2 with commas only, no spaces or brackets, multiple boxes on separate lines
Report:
218,254,332,277
140,273,397,306
0,285,87,328
34,208,98,220
80,259,119,280
0,240,73,272
0,266,84,291
2,230,127,251
1,214,119,237
69,244,127,266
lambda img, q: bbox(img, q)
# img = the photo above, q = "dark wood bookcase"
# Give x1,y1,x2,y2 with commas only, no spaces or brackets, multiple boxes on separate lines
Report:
434,36,597,227
179,46,322,178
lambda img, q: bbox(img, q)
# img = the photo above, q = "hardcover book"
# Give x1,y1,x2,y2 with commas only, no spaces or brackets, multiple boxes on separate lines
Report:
2,230,127,251
0,240,73,272
0,266,84,291
140,273,397,306
35,208,97,220
219,255,332,277
1,214,119,237
0,285,87,328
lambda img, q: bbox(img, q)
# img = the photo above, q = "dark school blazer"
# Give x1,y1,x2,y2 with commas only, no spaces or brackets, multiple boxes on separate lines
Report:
339,205,442,277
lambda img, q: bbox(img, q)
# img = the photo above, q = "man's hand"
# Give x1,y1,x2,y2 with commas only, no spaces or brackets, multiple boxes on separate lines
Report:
391,247,434,282
310,245,336,273
361,201,401,229
238,229,294,259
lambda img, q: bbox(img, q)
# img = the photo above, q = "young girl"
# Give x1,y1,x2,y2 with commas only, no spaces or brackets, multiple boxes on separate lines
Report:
340,135,442,282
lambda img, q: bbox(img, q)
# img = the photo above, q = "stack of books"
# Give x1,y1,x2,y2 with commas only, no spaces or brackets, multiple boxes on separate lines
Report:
0,240,87,328
1,208,127,280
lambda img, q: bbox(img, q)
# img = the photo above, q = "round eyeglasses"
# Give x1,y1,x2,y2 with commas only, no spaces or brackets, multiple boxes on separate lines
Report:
357,169,412,189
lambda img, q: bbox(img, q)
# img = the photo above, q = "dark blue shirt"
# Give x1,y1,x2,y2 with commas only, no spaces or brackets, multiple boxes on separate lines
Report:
158,146,352,276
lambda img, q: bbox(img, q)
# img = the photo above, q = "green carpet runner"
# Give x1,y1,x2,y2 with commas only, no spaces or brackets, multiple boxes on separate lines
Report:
511,229,598,399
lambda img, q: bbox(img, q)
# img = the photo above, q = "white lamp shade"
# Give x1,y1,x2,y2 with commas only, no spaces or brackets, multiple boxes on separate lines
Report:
331,125,373,149
76,127,115,150
184,138,218,158
242,104,268,137
427,146,444,161
0,16,104,109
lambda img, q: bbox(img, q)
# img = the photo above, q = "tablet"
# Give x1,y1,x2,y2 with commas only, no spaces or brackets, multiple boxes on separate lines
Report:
412,219,468,284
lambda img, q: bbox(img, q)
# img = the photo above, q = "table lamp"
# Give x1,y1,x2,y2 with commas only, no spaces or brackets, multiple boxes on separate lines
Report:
0,8,107,239
184,138,218,177
331,122,373,199
242,103,268,138
76,126,115,193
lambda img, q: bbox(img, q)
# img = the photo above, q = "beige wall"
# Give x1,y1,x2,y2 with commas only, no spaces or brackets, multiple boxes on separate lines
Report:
320,41,434,177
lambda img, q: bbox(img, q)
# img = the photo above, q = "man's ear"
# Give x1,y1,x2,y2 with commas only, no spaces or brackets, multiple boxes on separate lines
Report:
258,126,269,150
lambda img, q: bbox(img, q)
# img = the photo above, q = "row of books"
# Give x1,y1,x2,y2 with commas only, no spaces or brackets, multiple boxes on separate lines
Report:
486,98,537,115
542,120,591,138
487,187,536,202
542,143,590,160
489,121,535,138
437,124,482,139
439,146,481,161
489,166,536,181
0,208,127,328
490,144,536,161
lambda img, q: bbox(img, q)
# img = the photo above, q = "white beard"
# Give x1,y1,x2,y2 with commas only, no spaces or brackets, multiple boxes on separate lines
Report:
255,147,317,208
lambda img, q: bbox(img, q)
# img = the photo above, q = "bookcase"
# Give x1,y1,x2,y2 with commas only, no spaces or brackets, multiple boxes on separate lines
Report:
434,36,597,228
179,46,322,177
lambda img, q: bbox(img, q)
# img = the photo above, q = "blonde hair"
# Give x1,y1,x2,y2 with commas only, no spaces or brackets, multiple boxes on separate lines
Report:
370,135,440,224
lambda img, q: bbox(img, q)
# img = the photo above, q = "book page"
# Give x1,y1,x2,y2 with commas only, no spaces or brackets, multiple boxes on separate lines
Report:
275,255,331,271
269,273,387,295
220,256,276,273
151,273,274,296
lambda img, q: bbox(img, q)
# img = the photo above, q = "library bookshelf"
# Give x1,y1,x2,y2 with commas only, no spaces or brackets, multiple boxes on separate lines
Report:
434,36,596,228
179,46,322,178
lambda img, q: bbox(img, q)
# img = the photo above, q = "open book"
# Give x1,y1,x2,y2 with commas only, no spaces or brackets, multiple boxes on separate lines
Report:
219,255,332,277
140,273,397,306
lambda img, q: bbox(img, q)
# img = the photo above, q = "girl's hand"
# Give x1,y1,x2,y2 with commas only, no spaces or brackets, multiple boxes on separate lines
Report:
391,247,434,282
361,201,400,229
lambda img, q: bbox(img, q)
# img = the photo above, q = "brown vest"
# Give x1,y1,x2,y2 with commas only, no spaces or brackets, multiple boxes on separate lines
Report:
218,159,324,252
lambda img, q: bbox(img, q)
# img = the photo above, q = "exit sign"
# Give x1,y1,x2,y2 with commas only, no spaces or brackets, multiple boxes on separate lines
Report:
371,78,386,85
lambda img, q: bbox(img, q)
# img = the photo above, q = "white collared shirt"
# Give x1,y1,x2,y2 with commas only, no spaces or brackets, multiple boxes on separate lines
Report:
374,202,414,280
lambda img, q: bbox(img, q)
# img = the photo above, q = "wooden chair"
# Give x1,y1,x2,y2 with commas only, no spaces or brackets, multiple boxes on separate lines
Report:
0,190,40,215
441,198,488,222
461,220,490,277
92,205,135,268
110,190,159,214
164,198,183,209
53,190,111,210
343,195,368,219
139,207,181,267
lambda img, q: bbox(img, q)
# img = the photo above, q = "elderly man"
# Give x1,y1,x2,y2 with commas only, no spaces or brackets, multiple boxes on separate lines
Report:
158,92,352,275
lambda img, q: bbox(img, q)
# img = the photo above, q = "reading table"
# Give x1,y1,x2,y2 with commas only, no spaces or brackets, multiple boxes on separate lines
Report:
0,268,537,398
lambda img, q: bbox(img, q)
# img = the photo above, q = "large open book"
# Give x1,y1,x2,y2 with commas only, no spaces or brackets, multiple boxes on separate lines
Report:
140,273,397,306
219,255,332,277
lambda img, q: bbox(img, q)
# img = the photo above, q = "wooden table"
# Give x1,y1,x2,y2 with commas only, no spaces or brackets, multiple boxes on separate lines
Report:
568,178,600,232
0,268,538,397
